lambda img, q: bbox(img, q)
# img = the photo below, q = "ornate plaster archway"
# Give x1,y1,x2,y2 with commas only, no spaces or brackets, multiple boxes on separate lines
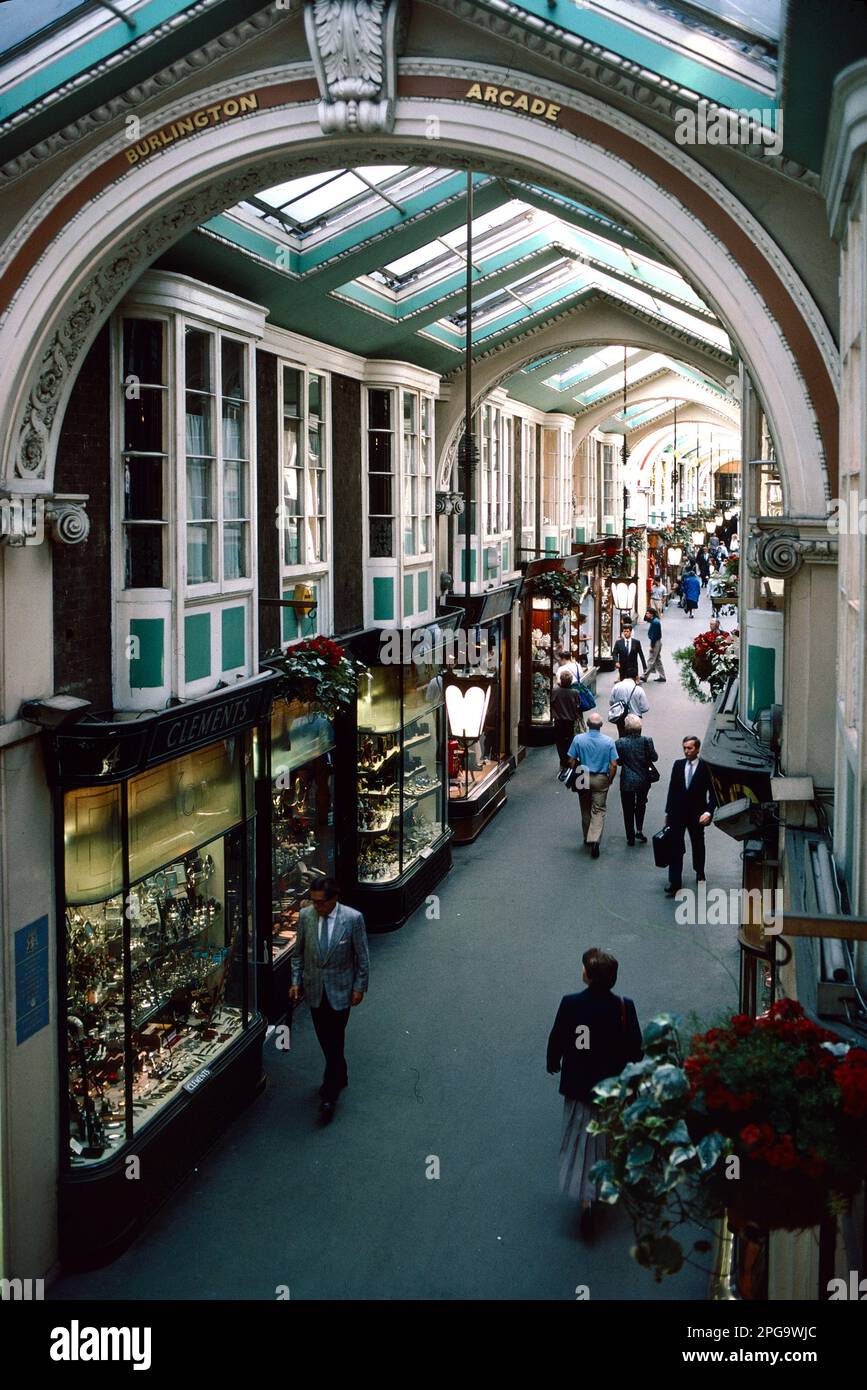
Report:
0,56,838,519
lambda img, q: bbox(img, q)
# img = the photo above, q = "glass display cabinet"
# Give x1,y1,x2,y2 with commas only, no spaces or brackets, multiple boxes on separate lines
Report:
340,623,455,929
262,695,336,1016
518,563,590,746
48,674,276,1267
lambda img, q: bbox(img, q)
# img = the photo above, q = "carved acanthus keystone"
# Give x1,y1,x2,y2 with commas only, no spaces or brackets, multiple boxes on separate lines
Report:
304,0,400,133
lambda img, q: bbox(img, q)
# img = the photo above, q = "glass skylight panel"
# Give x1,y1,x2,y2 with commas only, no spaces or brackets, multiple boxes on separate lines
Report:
385,241,456,277
0,0,90,58
543,345,633,391
520,352,569,374
283,172,367,223
257,172,340,211
441,201,531,249
354,166,409,184
574,353,669,405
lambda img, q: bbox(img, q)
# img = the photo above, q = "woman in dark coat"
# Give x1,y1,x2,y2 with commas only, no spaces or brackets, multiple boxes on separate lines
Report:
547,948,643,1236
614,713,658,845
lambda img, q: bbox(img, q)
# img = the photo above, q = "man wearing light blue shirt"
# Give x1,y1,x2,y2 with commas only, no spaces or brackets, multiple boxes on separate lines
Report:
567,713,619,858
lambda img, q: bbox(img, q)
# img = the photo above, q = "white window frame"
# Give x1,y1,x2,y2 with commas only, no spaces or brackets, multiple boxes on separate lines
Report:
278,360,332,639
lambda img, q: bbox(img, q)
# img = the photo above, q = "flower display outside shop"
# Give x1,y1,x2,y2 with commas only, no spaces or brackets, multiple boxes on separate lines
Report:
529,569,587,608
589,1004,867,1282
269,635,362,718
673,628,738,702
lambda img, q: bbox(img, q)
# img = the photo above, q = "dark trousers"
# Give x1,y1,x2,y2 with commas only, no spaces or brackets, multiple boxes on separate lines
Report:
310,994,351,1101
620,784,648,840
554,719,575,768
668,817,706,889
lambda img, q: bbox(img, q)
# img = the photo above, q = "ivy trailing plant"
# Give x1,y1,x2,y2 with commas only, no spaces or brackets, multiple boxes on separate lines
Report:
588,1014,728,1281
529,569,587,608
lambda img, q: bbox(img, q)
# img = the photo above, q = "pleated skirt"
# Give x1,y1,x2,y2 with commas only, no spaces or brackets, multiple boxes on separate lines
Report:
559,1098,606,1204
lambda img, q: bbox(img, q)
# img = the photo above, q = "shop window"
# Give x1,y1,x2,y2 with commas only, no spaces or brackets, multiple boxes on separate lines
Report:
281,366,327,570
367,386,434,564
270,698,335,961
63,738,255,1165
356,664,446,882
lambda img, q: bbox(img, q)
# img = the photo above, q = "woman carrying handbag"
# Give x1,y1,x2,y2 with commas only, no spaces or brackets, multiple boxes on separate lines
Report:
614,713,659,845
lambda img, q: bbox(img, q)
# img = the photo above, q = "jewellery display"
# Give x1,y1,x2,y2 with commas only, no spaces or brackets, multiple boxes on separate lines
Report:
355,680,446,884
66,835,244,1165
270,737,335,961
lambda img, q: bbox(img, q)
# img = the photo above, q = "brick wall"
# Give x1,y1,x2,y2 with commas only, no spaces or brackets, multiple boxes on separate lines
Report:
53,325,112,708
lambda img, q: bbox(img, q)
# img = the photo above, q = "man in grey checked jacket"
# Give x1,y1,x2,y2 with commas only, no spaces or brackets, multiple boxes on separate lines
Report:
289,877,370,1119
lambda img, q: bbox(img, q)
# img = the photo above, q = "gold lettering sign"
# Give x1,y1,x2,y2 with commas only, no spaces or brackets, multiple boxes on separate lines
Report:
464,83,560,124
124,93,259,166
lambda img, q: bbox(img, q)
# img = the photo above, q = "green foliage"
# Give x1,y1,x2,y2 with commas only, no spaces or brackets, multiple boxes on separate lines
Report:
588,1013,730,1282
529,570,586,608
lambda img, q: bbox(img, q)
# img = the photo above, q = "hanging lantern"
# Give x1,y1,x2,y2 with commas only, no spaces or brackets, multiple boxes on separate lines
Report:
667,545,683,566
609,575,638,611
691,529,705,546
713,513,724,528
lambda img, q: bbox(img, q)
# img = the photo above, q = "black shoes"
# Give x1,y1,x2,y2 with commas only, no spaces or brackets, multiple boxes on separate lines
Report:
664,885,679,897
318,1100,336,1120
590,843,600,859
696,873,706,882
579,1203,594,1240
627,838,635,847
636,833,648,843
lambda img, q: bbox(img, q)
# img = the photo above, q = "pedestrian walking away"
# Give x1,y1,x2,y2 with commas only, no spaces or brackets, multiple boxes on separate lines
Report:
610,621,646,681
289,877,370,1119
663,736,718,896
547,948,643,1237
682,570,701,618
641,608,666,683
615,714,659,845
650,576,668,610
551,669,585,774
607,674,648,740
567,714,618,858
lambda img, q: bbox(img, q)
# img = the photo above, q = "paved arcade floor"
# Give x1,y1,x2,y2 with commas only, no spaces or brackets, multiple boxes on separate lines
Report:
52,592,742,1301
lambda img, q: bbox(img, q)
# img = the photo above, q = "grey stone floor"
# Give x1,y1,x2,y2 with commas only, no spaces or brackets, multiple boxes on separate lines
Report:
52,591,741,1301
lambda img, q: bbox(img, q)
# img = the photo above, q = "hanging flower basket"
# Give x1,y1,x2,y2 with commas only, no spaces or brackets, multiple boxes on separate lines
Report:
673,629,738,701
269,636,362,719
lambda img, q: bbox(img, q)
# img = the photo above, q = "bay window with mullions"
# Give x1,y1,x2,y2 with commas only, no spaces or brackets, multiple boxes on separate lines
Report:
114,276,264,711
365,380,436,627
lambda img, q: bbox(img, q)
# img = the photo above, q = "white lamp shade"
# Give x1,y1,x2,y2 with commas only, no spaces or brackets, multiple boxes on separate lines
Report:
610,577,637,610
714,513,723,527
667,545,682,565
445,681,492,740
691,529,705,546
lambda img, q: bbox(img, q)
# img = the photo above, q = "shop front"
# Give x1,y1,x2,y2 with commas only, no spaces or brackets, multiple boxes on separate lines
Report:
445,582,521,843
48,673,278,1268
340,617,458,929
518,555,593,746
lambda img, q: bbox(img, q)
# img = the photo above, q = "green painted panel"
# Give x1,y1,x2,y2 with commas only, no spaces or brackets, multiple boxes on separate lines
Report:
282,589,298,644
373,577,395,622
403,573,414,617
129,618,164,690
501,542,510,573
746,644,775,721
417,569,429,611
574,526,586,543
459,547,477,583
605,522,614,535
222,606,246,671
185,612,211,683
545,536,557,555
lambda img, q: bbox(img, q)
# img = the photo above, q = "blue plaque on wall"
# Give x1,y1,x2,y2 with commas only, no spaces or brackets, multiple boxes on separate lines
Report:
15,915,49,1045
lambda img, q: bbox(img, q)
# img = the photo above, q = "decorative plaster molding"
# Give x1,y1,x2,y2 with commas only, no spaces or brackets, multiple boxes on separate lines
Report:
304,0,401,133
822,58,867,241
262,322,367,378
45,495,91,545
425,1,818,191
747,520,838,577
125,270,268,336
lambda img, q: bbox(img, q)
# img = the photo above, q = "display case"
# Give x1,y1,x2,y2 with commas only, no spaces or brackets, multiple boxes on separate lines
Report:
518,564,589,745
63,739,254,1166
48,674,276,1267
269,697,335,959
356,663,445,885
339,623,454,929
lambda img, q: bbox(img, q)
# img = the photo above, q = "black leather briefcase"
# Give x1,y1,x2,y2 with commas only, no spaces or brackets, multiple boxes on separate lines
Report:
652,826,673,868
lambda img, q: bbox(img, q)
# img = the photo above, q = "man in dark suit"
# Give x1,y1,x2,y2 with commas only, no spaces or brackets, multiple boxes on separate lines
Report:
289,877,370,1120
611,622,646,681
663,735,717,895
